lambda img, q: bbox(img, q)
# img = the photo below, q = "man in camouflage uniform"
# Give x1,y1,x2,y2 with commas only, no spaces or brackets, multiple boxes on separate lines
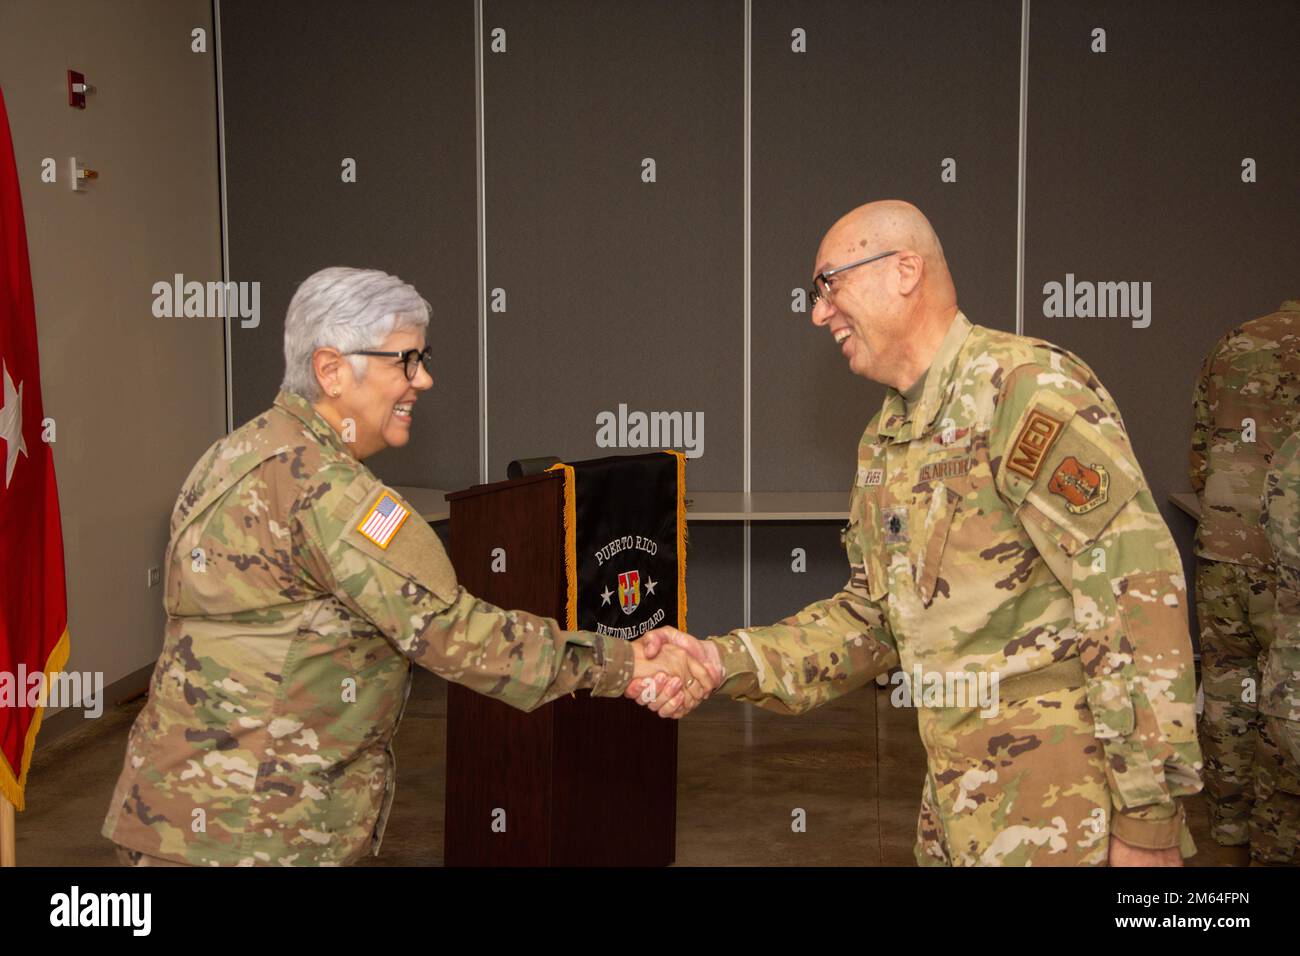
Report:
1189,301,1300,862
640,200,1202,866
1258,429,1300,863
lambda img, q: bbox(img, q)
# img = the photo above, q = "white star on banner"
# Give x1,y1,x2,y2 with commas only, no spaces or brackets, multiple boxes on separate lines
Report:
644,577,657,596
0,359,28,488
600,586,613,606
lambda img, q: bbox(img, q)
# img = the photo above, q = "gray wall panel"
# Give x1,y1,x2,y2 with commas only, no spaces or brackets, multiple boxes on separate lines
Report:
750,522,852,631
1024,0,1300,644
221,0,480,491
684,524,746,642
213,0,1296,643
482,0,744,488
751,0,1022,493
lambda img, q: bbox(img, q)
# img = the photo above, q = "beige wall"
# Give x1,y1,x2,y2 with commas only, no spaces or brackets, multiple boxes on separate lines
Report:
0,0,225,713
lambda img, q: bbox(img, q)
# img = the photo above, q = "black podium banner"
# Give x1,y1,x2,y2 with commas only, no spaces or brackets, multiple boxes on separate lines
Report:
548,451,686,638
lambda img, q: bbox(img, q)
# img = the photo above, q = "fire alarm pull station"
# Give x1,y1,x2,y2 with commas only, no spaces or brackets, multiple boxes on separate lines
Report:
68,70,90,109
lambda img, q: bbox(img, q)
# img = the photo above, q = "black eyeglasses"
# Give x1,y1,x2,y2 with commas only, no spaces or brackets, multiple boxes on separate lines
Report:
345,346,434,381
808,249,898,308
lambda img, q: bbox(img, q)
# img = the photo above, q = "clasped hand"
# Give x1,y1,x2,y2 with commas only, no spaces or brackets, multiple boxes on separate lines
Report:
625,627,725,718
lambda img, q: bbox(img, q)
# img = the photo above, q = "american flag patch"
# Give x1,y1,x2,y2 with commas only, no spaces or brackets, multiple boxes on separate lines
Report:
356,491,410,549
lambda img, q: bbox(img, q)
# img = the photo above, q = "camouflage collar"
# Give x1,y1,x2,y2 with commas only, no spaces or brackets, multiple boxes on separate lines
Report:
876,310,973,442
273,390,355,458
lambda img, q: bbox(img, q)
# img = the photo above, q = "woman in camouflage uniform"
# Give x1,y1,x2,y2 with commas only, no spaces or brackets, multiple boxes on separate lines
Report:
105,267,709,866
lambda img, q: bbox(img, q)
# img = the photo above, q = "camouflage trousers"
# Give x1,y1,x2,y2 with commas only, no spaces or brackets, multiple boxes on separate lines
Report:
1195,558,1299,862
115,845,191,867
1254,715,1300,863
909,686,1116,866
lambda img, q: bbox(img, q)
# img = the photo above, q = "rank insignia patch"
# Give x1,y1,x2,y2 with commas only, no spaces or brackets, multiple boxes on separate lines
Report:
1008,409,1064,481
357,491,410,549
883,506,909,544
1048,457,1110,514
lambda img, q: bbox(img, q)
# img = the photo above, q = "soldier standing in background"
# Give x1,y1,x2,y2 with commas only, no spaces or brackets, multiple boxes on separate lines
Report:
1259,430,1300,865
1190,300,1300,865
1260,431,1300,864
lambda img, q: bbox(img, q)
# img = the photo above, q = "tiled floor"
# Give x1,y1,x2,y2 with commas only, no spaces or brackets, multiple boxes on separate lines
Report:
15,668,1245,866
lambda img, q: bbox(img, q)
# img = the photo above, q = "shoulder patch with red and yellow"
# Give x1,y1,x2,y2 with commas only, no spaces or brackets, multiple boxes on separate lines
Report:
1047,456,1110,514
997,393,1142,553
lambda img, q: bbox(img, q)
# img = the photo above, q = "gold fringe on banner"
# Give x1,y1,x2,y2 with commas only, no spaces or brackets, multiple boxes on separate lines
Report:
0,627,71,811
545,463,578,630
546,455,686,634
664,450,687,633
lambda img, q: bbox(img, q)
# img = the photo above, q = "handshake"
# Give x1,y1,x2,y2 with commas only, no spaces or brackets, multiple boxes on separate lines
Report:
625,627,725,718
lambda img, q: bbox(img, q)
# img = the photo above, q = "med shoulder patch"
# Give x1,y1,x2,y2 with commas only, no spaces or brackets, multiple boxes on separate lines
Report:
1007,408,1064,481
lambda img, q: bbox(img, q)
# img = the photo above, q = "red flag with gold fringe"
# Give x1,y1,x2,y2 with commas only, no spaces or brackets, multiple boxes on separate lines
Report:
0,84,70,810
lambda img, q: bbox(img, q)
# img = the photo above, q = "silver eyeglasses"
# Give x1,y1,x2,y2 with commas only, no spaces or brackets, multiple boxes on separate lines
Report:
808,249,898,307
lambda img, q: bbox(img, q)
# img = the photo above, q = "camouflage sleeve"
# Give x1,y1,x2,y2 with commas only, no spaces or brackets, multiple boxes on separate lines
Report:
299,469,634,711
705,485,899,716
994,364,1203,850
1263,432,1300,723
1189,350,1215,497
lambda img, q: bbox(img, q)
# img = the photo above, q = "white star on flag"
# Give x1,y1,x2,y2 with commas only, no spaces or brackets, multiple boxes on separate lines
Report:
0,359,27,488
600,586,613,606
645,577,657,596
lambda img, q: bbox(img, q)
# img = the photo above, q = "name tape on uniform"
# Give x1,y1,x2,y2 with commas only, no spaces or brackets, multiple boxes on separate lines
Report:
1007,409,1064,481
857,466,884,487
357,491,410,549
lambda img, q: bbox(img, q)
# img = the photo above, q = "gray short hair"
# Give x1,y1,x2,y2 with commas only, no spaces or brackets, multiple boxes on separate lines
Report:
281,267,431,400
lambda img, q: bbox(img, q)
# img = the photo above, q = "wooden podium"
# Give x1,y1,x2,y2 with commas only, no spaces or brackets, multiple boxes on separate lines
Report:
444,471,678,866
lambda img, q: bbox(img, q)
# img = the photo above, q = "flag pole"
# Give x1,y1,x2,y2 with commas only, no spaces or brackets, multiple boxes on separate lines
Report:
0,793,14,866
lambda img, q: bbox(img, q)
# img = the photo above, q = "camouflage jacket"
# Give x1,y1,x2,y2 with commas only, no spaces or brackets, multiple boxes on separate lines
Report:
102,391,633,866
710,312,1203,848
1190,301,1300,567
1263,429,1300,722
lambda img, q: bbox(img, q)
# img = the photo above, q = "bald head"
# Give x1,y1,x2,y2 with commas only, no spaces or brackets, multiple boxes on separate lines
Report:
810,200,960,390
818,200,954,304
